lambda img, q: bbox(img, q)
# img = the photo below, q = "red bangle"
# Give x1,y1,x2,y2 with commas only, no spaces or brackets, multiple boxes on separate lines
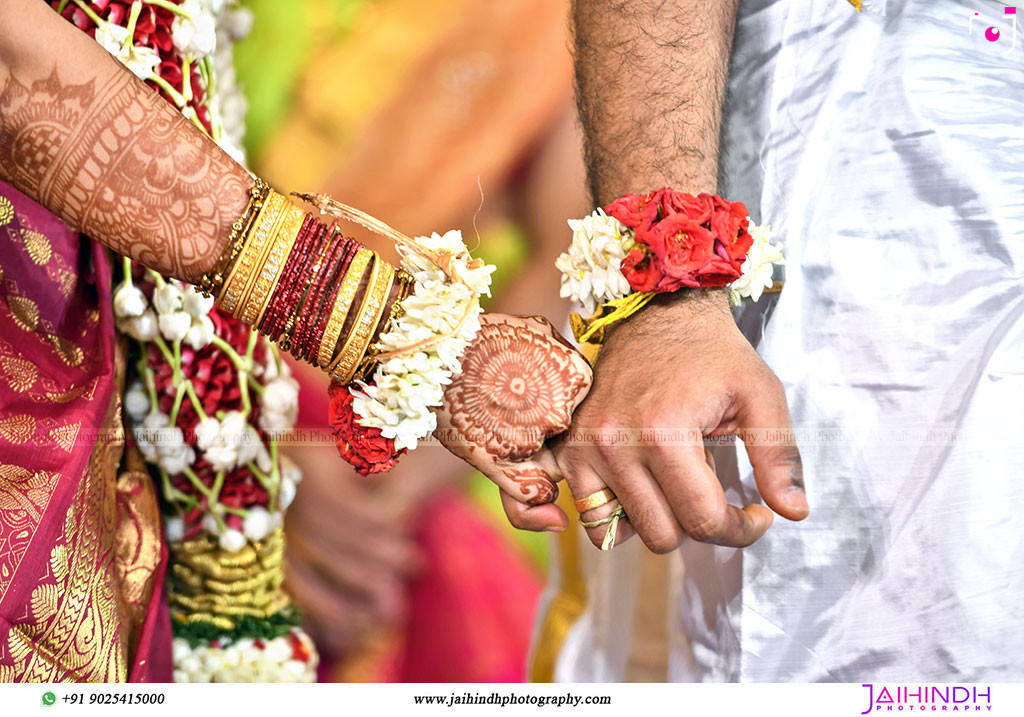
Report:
305,234,360,362
292,228,356,363
304,234,359,363
260,213,319,340
277,218,333,352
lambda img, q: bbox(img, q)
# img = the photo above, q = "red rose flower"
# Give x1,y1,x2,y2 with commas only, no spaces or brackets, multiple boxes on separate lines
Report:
620,245,670,293
158,60,183,92
328,382,404,476
151,23,174,52
693,250,744,286
650,188,716,224
710,199,750,247
149,308,266,428
639,213,716,285
614,191,754,292
722,226,754,266
603,192,659,230
134,5,157,36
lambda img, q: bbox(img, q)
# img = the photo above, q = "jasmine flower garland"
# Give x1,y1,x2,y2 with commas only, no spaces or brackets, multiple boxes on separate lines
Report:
351,230,495,451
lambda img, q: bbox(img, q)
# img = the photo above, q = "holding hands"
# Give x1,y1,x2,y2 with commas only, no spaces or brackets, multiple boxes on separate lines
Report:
434,314,591,535
433,295,807,552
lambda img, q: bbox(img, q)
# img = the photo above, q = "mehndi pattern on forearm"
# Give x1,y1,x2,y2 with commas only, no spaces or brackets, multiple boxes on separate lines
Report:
0,63,247,282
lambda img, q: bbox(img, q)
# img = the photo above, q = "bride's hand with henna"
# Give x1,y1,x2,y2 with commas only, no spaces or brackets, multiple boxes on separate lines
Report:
434,313,592,533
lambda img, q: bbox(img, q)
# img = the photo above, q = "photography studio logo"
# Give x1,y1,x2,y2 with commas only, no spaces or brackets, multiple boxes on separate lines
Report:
969,6,1018,50
860,684,993,713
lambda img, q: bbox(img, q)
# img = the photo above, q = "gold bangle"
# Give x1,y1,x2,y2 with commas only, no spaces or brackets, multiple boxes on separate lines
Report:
240,200,305,327
329,254,395,384
353,269,412,381
317,247,372,369
218,190,286,316
200,178,270,297
233,196,292,321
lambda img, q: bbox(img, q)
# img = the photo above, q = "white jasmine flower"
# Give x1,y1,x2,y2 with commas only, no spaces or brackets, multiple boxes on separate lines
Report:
121,308,159,341
278,478,296,510
236,424,262,466
728,223,784,304
172,631,317,683
201,512,221,536
259,376,299,432
96,22,161,80
155,426,194,475
282,660,307,679
218,528,246,553
261,356,279,381
263,637,291,663
219,411,248,443
113,281,147,318
197,411,248,472
182,286,215,318
255,444,273,474
172,0,217,59
262,376,299,415
194,416,221,451
349,230,492,451
172,638,191,663
280,455,302,485
204,443,237,473
135,411,169,462
164,515,185,543
224,7,253,40
184,315,215,350
555,209,632,314
178,654,201,676
124,381,150,424
159,312,192,343
258,410,293,433
242,506,272,541
154,282,185,315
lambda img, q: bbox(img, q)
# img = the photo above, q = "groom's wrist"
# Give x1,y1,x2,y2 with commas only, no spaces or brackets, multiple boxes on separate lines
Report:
603,288,731,346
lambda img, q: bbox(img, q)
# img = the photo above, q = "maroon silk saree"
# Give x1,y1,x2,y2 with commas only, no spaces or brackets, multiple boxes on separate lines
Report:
0,181,171,682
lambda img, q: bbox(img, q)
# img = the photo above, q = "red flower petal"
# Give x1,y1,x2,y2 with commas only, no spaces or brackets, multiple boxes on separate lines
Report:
327,382,404,475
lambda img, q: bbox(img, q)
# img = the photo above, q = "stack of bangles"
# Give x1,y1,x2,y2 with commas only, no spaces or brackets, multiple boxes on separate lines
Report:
200,181,493,474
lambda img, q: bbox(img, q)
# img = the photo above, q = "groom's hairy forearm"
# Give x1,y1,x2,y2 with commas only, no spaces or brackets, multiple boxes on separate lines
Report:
572,0,739,204
0,0,249,283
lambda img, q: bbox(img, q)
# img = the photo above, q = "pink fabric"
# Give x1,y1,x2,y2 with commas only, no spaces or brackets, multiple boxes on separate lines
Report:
400,491,542,682
0,181,171,682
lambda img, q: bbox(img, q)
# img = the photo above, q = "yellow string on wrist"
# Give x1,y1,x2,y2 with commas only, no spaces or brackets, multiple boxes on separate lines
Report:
569,290,656,366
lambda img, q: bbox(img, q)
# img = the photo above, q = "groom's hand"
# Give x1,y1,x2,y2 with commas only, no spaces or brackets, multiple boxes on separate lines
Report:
435,313,592,533
552,290,808,552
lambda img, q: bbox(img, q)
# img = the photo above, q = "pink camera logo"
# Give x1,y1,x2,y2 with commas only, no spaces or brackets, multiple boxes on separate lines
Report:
970,6,1018,50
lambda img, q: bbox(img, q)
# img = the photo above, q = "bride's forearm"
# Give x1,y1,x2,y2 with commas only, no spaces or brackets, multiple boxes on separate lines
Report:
0,0,249,283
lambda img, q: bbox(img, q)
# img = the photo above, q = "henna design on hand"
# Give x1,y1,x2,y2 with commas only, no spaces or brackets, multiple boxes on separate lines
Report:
503,466,559,506
0,62,248,282
444,317,590,461
435,314,592,513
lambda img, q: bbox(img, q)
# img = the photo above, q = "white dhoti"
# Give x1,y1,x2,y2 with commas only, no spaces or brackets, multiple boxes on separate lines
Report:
540,0,1024,682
